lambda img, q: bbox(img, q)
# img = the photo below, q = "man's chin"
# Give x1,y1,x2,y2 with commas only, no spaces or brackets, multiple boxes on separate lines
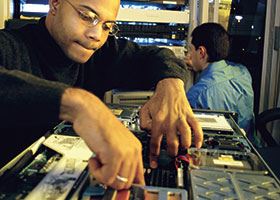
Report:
68,49,95,63
69,53,93,63
69,43,96,62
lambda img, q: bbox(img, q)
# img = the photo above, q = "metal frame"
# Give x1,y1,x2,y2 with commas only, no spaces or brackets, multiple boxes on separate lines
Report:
259,0,280,112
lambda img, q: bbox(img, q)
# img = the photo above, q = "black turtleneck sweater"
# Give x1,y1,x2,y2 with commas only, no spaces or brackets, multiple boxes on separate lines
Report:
0,18,187,167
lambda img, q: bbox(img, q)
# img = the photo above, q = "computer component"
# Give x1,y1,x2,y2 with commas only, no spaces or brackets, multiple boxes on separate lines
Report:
130,185,188,200
202,132,251,152
0,134,92,200
194,113,234,133
189,169,280,200
111,90,154,105
117,22,187,40
1,105,280,199
187,148,267,172
80,183,188,200
107,104,141,123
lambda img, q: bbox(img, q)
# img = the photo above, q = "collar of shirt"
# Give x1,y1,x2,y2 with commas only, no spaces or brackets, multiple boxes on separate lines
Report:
196,60,227,82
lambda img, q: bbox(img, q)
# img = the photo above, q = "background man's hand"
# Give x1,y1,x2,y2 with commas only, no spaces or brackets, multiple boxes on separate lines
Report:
60,88,145,189
140,78,203,168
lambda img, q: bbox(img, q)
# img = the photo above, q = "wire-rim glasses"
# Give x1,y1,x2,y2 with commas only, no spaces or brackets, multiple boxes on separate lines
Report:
64,0,119,36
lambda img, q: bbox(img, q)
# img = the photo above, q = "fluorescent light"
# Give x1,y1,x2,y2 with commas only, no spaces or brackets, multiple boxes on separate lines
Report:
22,4,49,13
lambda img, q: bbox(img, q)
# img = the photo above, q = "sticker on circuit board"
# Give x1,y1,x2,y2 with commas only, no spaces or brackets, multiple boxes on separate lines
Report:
194,113,233,132
43,135,92,160
25,157,88,200
110,109,123,116
213,155,244,167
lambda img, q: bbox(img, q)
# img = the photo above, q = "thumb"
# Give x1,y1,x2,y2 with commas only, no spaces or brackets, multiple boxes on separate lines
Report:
88,157,102,178
88,157,116,186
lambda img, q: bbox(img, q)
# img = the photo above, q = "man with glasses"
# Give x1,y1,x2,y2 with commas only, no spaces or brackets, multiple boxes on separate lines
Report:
0,0,203,189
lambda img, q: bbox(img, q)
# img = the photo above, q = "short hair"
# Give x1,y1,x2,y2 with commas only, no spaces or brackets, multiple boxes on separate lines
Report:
191,22,230,62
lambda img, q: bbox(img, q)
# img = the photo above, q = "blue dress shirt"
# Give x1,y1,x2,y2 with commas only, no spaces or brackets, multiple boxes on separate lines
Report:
187,60,254,136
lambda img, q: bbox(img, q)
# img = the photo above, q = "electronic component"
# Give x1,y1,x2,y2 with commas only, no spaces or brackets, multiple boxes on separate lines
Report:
0,134,92,200
130,184,188,200
194,113,234,133
187,148,267,172
0,148,62,200
107,103,141,130
190,169,280,200
202,132,251,152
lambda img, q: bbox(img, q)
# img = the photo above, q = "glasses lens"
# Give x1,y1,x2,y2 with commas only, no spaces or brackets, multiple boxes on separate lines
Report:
78,11,97,25
79,10,119,35
109,24,119,36
103,22,119,35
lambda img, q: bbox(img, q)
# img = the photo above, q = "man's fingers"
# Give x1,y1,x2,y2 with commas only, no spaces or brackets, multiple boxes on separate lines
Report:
165,128,179,156
124,159,138,189
177,116,192,149
110,161,134,190
88,156,120,186
134,152,145,185
150,120,163,168
149,137,162,168
139,105,152,130
187,116,203,148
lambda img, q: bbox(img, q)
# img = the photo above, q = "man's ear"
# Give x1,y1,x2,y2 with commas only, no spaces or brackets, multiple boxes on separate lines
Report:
49,0,61,15
198,46,208,60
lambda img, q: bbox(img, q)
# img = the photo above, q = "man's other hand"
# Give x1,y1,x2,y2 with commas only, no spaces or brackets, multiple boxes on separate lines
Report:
140,78,203,168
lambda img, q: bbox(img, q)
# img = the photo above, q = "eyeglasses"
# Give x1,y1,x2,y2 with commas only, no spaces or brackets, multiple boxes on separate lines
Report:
64,0,119,36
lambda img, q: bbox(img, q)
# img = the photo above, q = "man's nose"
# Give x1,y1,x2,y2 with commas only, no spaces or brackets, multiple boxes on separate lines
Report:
86,23,103,41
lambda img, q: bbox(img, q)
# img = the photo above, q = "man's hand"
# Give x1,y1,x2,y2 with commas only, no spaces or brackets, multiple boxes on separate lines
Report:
60,88,145,189
140,78,203,168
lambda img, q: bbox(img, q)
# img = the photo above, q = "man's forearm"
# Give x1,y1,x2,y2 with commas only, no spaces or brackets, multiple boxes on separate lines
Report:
59,88,106,128
60,88,89,123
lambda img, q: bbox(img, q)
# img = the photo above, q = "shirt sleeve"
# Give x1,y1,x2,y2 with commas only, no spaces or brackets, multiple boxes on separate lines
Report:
187,83,209,109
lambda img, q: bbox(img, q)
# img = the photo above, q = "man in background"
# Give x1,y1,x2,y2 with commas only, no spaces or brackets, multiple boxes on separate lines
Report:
185,22,254,139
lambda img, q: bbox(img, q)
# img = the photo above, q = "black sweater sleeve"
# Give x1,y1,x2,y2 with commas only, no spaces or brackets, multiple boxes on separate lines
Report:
117,39,188,88
89,37,188,92
0,28,69,127
0,67,68,126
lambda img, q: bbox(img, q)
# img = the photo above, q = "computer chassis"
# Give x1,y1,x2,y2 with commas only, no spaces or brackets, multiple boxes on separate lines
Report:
0,104,279,200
